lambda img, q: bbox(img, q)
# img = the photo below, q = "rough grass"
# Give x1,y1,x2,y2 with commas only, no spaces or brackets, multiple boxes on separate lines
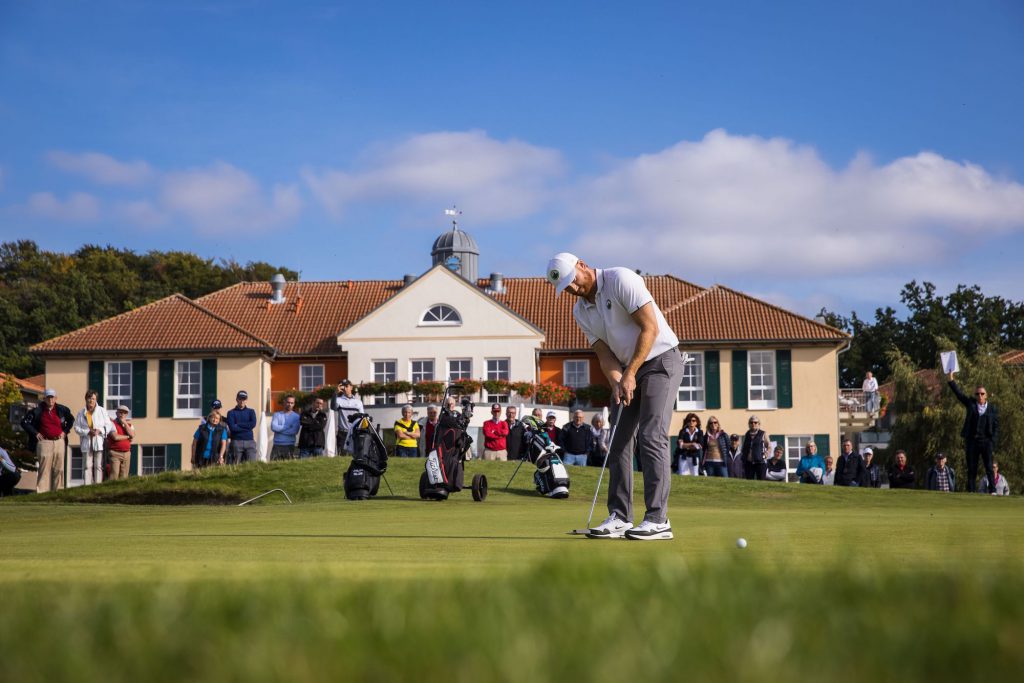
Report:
3,458,1023,682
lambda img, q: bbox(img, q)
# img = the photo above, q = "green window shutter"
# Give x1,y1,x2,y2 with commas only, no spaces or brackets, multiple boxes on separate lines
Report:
88,361,104,403
131,360,148,418
731,350,748,409
201,359,217,415
704,351,721,410
166,443,182,471
158,360,174,418
776,350,793,409
129,444,139,477
814,434,831,458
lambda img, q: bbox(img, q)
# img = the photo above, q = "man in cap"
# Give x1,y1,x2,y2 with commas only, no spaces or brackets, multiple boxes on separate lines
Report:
226,390,258,464
107,405,135,479
547,252,684,540
20,388,74,492
330,379,365,456
927,453,956,492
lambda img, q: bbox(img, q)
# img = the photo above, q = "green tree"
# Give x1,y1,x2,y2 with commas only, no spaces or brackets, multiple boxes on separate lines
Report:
888,341,1023,492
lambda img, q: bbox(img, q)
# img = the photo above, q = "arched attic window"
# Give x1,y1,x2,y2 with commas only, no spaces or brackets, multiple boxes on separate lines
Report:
420,304,462,326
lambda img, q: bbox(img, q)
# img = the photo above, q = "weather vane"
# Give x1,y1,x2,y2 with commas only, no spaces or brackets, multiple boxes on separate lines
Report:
444,205,462,231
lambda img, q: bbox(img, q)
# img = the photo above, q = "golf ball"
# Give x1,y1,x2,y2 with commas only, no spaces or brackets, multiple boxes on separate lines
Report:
736,538,747,549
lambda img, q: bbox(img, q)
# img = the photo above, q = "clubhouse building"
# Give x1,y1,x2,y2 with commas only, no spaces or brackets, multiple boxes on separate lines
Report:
29,226,849,485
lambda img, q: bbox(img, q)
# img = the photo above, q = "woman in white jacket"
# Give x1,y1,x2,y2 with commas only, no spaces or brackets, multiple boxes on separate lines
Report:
74,390,113,485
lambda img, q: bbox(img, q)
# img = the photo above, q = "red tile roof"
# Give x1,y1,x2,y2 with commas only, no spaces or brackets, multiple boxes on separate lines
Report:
665,285,849,343
30,273,848,356
29,294,274,355
0,373,45,395
1000,349,1024,366
197,281,406,356
484,275,707,350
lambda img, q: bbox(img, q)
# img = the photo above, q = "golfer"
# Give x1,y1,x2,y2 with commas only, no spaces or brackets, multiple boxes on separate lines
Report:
547,253,684,540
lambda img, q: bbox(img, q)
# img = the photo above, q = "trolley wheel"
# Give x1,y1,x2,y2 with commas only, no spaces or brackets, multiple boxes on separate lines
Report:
419,471,429,500
471,473,488,502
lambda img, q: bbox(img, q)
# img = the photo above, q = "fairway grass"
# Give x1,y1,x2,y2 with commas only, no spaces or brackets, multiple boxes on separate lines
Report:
2,458,1022,681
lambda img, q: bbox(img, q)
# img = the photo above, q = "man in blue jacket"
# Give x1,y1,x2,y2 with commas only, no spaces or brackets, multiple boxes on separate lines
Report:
226,390,258,464
270,394,300,460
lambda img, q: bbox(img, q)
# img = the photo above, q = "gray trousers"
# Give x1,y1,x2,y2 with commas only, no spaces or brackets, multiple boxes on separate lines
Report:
607,348,684,524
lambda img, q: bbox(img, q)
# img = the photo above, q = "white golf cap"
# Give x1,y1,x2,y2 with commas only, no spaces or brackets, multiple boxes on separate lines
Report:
546,252,579,296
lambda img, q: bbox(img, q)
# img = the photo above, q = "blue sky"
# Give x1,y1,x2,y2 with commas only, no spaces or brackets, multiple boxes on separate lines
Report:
2,0,1023,318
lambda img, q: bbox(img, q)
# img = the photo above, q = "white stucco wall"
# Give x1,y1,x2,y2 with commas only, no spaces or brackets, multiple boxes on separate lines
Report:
338,267,543,384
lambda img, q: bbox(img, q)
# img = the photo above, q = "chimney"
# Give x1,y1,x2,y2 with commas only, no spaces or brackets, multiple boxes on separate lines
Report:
270,273,286,304
403,274,417,287
488,272,505,294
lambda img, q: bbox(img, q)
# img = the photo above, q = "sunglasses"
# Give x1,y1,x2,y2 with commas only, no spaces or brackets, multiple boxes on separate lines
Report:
975,392,986,396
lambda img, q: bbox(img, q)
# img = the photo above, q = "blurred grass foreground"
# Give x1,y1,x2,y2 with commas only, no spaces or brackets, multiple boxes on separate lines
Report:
2,458,1022,682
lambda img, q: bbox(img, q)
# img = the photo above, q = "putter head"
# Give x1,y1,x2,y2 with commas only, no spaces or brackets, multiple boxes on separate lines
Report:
568,528,590,535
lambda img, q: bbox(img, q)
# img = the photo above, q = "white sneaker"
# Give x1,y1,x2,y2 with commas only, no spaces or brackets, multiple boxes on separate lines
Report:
587,513,633,539
625,519,673,541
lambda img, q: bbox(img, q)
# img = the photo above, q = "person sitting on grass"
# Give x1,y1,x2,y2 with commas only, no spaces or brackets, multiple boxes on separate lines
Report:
978,460,1010,496
926,453,956,492
192,411,229,469
0,446,22,496
822,455,836,486
888,450,916,489
795,441,825,484
766,446,788,482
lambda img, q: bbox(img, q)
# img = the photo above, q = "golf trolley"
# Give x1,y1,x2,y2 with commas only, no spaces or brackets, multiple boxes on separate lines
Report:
419,387,488,502
342,413,393,500
504,415,570,498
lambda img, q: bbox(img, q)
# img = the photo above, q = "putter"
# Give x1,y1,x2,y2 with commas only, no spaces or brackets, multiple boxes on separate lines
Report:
568,402,624,535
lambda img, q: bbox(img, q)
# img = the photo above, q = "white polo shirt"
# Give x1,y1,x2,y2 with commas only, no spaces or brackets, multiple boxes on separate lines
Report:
572,268,679,367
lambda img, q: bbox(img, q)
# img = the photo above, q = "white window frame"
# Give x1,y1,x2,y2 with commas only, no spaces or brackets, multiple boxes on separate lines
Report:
485,358,511,403
142,445,167,475
372,359,398,404
448,358,472,382
420,304,462,327
299,364,325,393
105,360,132,412
411,359,435,383
174,360,203,419
748,350,777,410
563,359,590,389
676,351,705,410
786,435,813,484
411,359,435,403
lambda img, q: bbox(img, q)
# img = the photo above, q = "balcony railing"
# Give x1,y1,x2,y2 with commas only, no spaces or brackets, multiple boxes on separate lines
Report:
838,389,868,413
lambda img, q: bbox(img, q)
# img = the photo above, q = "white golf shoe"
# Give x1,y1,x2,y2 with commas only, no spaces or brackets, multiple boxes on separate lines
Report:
625,519,674,541
586,513,633,539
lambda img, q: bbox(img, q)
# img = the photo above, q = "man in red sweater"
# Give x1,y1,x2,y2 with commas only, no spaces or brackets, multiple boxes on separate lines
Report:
481,403,510,461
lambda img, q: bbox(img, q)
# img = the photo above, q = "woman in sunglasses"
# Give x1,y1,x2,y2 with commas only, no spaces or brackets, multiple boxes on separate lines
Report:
701,416,729,478
674,413,704,476
741,415,770,480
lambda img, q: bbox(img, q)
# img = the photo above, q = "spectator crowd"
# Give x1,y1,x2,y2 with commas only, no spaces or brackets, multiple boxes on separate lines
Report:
6,373,1013,497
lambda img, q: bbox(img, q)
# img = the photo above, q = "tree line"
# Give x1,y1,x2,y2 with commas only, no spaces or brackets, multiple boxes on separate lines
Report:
820,280,1024,387
0,240,298,376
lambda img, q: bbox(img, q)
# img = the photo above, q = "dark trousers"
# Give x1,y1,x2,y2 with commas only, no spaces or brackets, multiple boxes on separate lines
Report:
744,461,766,480
966,439,995,493
704,461,728,478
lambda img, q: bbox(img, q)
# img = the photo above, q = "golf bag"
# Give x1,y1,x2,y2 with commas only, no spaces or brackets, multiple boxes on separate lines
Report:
342,413,389,500
518,415,570,498
420,391,487,501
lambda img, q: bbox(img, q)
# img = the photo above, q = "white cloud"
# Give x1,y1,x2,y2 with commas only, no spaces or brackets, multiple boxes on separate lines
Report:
113,200,168,229
566,129,1024,277
27,191,100,222
47,151,154,186
160,161,302,232
303,130,565,223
